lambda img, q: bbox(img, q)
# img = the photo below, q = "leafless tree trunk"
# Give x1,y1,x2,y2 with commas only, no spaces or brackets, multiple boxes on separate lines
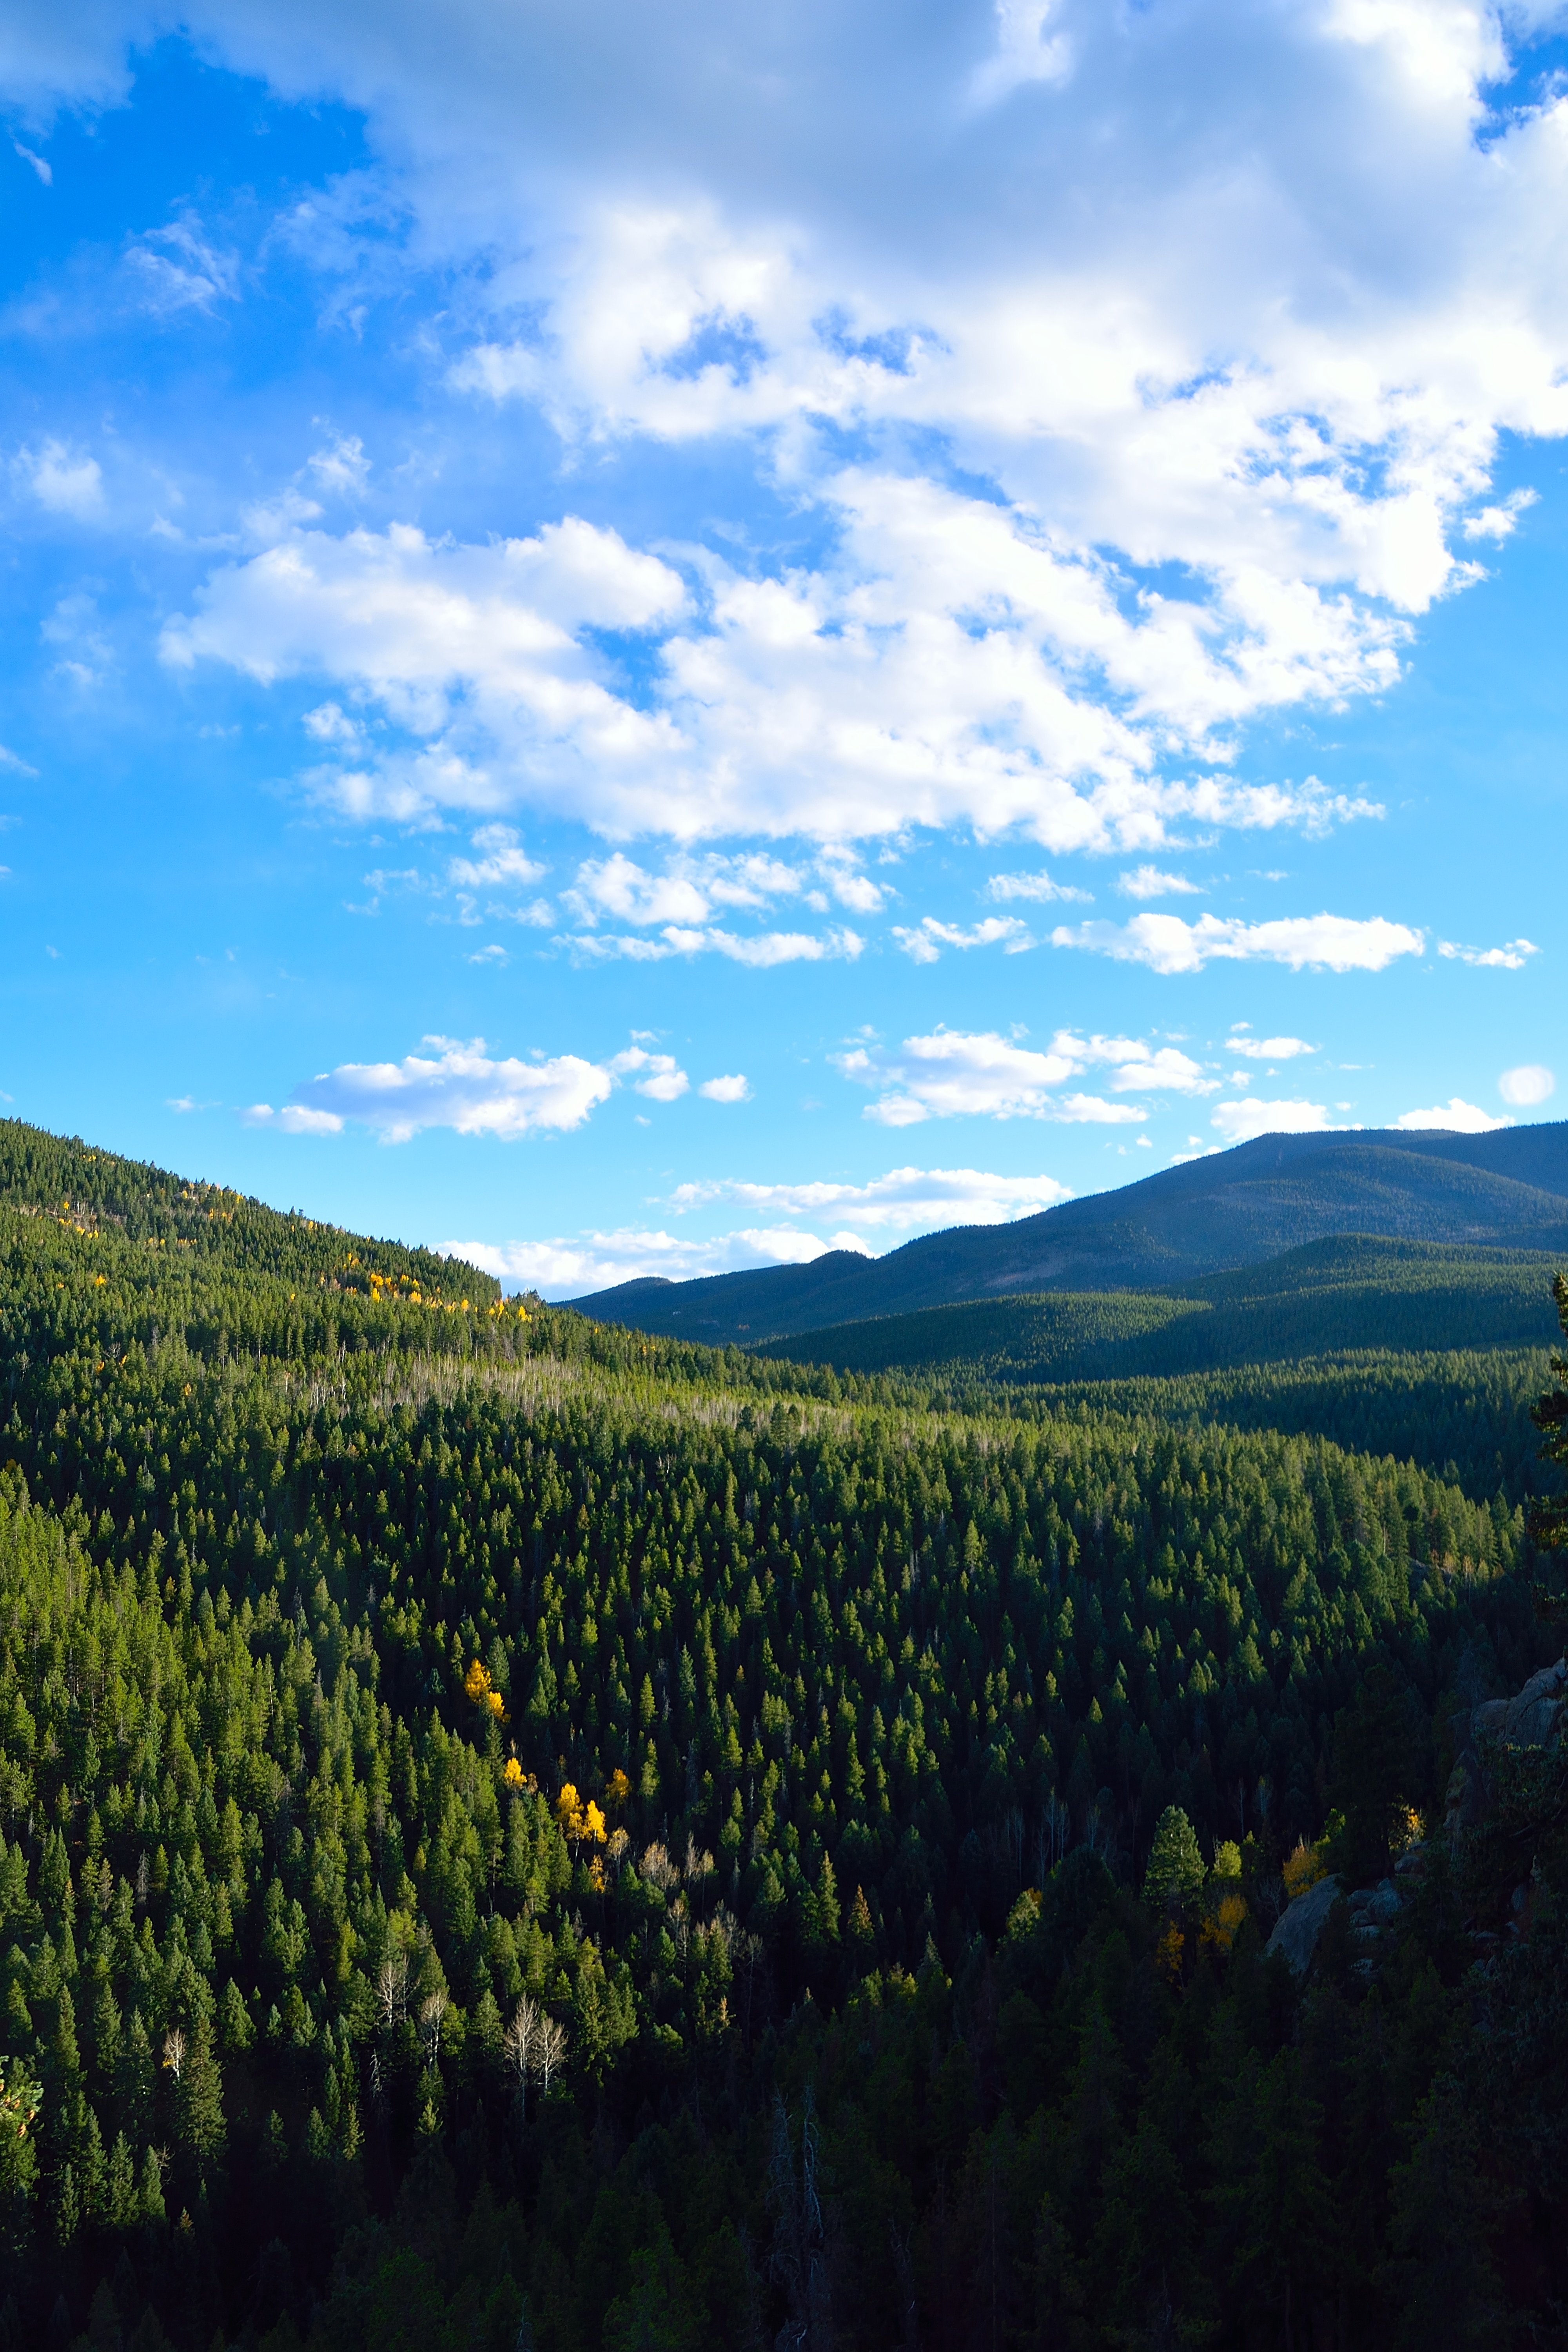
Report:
162,2029,185,2083
419,1989,447,2066
503,1994,540,2122
535,2016,565,2098
377,1951,408,2031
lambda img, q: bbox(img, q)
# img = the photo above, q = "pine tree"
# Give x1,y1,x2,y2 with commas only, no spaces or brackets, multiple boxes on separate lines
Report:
1143,1806,1205,1913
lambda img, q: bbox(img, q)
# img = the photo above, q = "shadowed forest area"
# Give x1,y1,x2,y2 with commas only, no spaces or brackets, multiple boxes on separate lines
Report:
0,1120,1566,2348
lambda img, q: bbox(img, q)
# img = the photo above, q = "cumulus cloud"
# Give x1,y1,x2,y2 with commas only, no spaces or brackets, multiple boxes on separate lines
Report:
1227,1028,1318,1060
1438,936,1540,970
669,1163,1072,1230
1053,910,1423,975
251,1036,615,1143
16,439,103,519
1395,1097,1510,1133
698,1073,751,1102
1499,1063,1554,1108
161,481,1406,846
836,1026,1179,1125
18,0,1568,860
241,1032,728,1142
1210,1097,1337,1145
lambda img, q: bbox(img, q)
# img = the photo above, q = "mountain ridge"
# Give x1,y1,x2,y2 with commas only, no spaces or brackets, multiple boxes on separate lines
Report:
568,1121,1568,1344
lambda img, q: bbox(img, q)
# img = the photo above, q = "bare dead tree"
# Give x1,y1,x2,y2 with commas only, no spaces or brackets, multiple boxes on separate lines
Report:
377,1951,408,2031
535,2015,565,2099
418,1989,448,2067
161,2029,185,2083
502,1994,540,2122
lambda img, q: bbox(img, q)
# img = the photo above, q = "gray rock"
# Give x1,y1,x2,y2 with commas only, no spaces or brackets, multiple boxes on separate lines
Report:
1265,1872,1342,1976
1473,1657,1566,1752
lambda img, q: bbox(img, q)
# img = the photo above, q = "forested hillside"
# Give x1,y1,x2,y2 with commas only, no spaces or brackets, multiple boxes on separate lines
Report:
0,1120,1565,2348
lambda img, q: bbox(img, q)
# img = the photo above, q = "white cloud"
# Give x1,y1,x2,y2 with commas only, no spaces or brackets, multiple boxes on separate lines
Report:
986,869,1091,904
307,435,370,497
1395,1097,1509,1133
609,1045,689,1102
670,1163,1071,1230
1499,1063,1555,1108
19,0,1568,862
1462,488,1537,542
969,0,1074,109
1061,1034,1218,1094
245,1031,722,1141
16,439,103,519
302,701,361,746
125,216,239,314
162,481,1405,846
243,1103,345,1136
0,743,37,776
13,140,50,186
892,914,1032,962
467,943,508,965
838,1026,1151,1125
1118,865,1201,900
1210,1097,1337,1144
569,922,861,966
448,824,547,889
1438,936,1539,970
265,1036,615,1144
698,1073,751,1102
1227,1029,1318,1060
1053,909,1423,974
446,1222,865,1297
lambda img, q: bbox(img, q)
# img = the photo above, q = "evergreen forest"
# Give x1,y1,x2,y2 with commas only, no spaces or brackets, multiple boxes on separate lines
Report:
0,1118,1566,2350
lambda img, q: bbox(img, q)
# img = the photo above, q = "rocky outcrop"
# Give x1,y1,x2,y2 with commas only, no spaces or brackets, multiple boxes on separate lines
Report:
1265,1871,1342,1976
1472,1657,1567,1751
1445,1655,1565,1842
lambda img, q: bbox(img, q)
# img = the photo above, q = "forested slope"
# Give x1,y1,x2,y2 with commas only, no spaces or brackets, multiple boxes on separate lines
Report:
0,1120,1563,2348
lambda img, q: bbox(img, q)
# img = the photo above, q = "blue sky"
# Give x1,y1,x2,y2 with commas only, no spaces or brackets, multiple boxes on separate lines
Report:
0,1,1563,1292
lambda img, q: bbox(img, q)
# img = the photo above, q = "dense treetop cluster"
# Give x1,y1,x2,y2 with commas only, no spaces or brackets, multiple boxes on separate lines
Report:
0,1118,1561,2349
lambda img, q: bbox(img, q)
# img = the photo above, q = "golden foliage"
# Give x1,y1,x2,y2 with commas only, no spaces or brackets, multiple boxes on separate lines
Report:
1200,1892,1248,1955
463,1659,507,1722
555,1782,608,1846
1282,1840,1325,1900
